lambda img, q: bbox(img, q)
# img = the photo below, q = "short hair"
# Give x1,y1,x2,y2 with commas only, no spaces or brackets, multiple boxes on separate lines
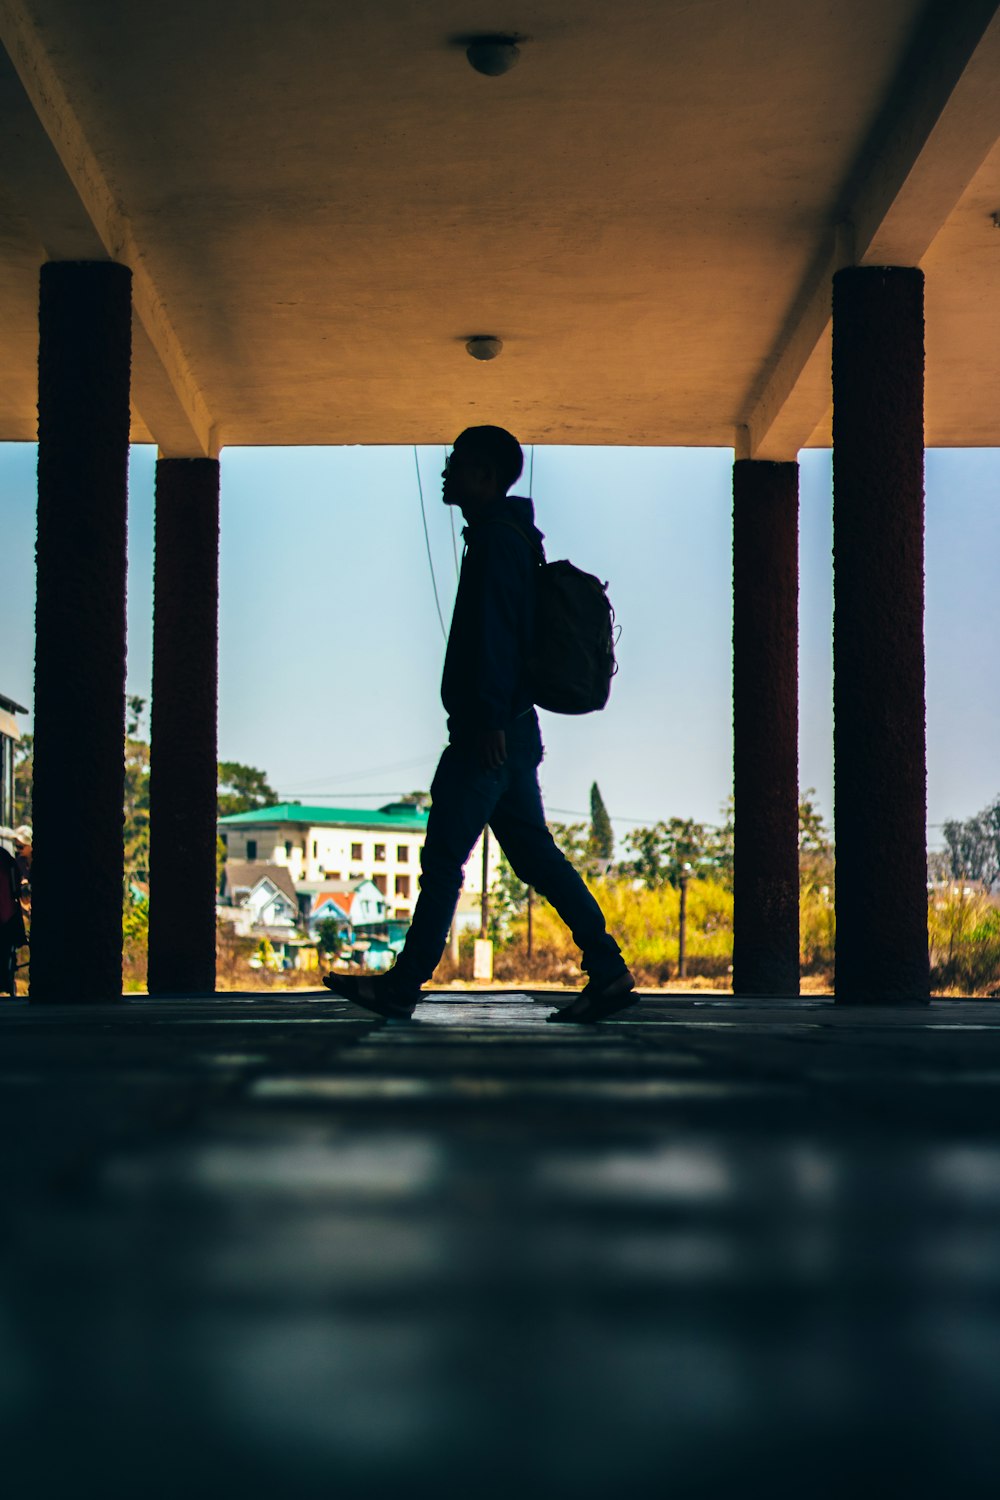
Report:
453,425,524,491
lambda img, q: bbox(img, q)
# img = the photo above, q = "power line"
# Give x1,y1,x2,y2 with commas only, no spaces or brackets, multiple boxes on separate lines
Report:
446,445,460,580
414,446,447,640
547,806,671,828
281,748,441,790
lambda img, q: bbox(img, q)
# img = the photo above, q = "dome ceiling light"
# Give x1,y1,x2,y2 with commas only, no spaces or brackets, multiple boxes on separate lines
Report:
464,35,522,76
466,336,503,360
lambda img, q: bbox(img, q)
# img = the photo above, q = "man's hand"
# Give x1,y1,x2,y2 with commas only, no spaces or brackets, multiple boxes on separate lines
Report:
478,729,507,771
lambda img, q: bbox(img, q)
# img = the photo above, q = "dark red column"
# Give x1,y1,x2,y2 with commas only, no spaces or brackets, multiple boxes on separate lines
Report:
732,459,800,996
832,266,929,1003
147,458,220,996
31,262,132,1003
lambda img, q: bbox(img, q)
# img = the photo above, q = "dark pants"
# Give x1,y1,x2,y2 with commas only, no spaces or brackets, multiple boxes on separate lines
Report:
392,712,624,989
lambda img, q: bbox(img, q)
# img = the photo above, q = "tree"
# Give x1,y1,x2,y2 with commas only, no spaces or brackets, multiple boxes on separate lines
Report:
798,788,830,854
587,782,614,869
548,820,590,873
798,788,834,900
620,818,712,888
489,851,529,939
705,796,735,888
13,732,32,825
123,698,150,886
218,761,278,817
316,917,344,956
943,797,1000,889
126,694,146,737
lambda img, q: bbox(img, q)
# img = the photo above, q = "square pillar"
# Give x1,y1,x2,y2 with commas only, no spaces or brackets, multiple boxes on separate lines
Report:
732,459,800,996
147,458,220,996
31,262,132,1003
832,266,929,1002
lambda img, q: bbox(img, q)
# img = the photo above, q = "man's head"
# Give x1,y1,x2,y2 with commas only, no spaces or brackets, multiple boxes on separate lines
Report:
442,425,523,513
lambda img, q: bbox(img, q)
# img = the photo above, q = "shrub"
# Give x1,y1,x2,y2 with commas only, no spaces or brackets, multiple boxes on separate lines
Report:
497,876,734,986
930,887,1000,994
800,883,835,973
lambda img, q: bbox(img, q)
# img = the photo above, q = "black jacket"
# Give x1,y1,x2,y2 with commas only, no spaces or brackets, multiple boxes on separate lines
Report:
440,495,544,735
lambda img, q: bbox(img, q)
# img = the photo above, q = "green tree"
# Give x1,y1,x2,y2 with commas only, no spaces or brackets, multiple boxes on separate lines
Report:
123,698,150,886
587,781,614,869
489,851,529,940
13,732,32,825
798,788,830,854
797,788,833,893
218,761,278,817
126,695,146,737
548,820,589,873
705,796,735,888
316,917,344,956
620,818,712,888
943,797,1000,889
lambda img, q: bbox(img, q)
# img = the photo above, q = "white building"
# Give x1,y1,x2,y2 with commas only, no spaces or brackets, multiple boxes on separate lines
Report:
218,800,501,923
0,691,27,841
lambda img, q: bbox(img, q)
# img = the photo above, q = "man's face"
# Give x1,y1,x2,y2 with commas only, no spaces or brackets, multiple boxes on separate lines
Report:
442,444,493,508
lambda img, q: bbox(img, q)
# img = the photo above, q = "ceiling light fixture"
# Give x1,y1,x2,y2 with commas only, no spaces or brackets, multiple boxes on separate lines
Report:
465,36,521,76
466,336,503,360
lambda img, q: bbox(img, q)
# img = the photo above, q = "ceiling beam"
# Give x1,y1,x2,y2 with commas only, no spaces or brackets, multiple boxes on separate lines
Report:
738,0,1000,461
0,0,218,457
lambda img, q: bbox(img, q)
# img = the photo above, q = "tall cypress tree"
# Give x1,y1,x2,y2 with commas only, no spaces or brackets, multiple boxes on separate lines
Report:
588,781,614,867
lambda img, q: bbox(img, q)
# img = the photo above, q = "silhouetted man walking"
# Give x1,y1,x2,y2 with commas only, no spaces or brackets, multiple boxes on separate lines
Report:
324,425,634,1022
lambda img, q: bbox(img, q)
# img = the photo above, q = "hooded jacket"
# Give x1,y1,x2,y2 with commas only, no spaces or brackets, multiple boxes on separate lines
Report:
440,494,545,736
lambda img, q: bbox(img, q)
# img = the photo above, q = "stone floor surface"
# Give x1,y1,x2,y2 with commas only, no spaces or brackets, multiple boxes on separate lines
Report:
2,988,1000,1498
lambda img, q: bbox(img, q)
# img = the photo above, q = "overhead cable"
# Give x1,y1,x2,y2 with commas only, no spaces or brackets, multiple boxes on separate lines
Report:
414,447,447,640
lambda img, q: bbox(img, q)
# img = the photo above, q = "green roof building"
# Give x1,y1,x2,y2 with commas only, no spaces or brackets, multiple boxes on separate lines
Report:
218,800,496,922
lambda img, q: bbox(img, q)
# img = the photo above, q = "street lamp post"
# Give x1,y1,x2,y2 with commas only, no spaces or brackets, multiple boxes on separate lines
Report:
678,862,693,980
527,885,534,959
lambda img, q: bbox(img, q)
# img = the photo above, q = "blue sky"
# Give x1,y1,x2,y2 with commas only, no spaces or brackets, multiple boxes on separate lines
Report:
2,442,997,848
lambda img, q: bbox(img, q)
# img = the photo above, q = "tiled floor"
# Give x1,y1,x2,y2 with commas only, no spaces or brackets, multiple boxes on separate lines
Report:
2,989,1000,1497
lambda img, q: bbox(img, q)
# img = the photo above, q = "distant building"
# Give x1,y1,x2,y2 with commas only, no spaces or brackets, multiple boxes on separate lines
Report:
303,879,388,937
0,692,28,838
218,800,500,923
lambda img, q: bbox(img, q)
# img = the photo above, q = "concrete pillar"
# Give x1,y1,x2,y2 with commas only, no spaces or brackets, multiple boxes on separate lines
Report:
832,266,929,1003
732,459,800,996
31,262,132,1003
147,458,220,996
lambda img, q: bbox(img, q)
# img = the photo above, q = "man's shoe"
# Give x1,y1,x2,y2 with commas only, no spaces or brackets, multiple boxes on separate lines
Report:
322,971,419,1019
546,969,637,1024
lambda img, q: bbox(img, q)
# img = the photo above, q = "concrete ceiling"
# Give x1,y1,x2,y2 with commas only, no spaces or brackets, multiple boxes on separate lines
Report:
1,0,999,456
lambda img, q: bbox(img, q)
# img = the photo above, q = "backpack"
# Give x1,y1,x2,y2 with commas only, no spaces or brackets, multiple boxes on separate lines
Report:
497,520,618,715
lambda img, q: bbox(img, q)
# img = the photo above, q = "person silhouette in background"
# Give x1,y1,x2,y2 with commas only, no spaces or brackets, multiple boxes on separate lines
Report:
324,425,635,1023
12,825,31,917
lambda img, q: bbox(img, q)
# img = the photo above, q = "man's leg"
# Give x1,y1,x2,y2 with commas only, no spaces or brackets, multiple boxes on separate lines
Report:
389,743,506,991
489,740,627,985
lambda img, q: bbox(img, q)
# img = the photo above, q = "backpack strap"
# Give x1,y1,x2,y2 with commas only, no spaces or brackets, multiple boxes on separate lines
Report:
487,516,546,565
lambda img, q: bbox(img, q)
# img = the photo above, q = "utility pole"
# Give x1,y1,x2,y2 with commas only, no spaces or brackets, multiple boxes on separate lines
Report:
678,862,692,979
527,885,534,958
473,827,494,982
480,826,490,938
